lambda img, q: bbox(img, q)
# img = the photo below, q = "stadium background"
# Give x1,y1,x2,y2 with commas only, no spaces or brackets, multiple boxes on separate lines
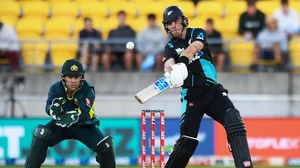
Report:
1,0,300,167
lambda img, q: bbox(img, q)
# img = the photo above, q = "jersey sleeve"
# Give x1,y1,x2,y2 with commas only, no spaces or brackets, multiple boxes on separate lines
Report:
45,84,57,115
163,42,177,63
77,88,96,122
190,28,208,45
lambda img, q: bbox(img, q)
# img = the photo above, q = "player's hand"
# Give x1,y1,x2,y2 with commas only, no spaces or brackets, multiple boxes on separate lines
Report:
170,63,188,88
49,97,64,120
55,111,80,128
164,72,173,88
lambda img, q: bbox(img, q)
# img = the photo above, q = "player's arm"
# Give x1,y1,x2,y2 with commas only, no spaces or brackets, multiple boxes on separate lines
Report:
164,58,175,73
180,41,203,61
180,28,207,65
45,85,57,115
77,89,96,122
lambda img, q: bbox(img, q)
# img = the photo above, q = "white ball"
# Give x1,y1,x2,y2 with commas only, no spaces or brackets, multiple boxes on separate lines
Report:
126,41,135,50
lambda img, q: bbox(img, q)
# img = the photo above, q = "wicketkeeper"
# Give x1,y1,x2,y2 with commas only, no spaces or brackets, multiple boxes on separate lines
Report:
25,59,117,168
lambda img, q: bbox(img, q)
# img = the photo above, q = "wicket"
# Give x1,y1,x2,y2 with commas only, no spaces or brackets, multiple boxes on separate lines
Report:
141,109,165,168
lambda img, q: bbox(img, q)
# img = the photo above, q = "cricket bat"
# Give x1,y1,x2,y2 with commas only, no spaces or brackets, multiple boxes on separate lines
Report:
134,77,171,104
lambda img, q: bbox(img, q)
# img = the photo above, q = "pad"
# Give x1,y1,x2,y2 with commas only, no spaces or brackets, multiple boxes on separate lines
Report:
95,136,117,168
25,125,52,168
165,135,199,168
224,108,253,168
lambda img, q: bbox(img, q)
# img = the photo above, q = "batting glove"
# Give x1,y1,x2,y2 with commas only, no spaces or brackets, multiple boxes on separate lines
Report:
170,63,188,88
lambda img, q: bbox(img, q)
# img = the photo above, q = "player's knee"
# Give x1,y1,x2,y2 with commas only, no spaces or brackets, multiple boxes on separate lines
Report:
95,136,116,168
224,108,246,136
33,125,52,140
173,135,199,157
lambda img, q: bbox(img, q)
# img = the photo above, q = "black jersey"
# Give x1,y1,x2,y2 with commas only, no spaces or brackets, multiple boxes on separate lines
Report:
163,28,217,88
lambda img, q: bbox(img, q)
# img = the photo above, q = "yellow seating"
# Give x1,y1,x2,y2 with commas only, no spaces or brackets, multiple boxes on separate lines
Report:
73,18,103,38
21,1,50,22
16,18,44,39
80,2,108,19
290,1,300,12
44,17,73,39
22,42,49,67
100,17,119,39
225,1,247,17
136,1,165,18
162,1,196,18
48,0,72,6
0,1,21,23
215,16,239,39
289,40,300,68
0,16,17,28
196,1,223,19
51,43,78,67
127,16,148,33
188,17,206,28
229,41,254,68
108,1,137,18
51,2,79,20
256,1,280,16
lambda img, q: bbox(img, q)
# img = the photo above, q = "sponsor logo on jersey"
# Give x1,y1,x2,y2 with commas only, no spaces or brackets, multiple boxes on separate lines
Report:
86,98,91,107
196,32,204,40
175,48,184,55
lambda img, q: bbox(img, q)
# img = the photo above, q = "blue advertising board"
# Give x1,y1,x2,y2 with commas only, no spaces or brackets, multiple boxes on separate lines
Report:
145,117,214,156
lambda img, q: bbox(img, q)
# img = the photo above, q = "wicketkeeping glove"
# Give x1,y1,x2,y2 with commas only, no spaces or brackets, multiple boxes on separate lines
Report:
49,97,64,120
55,111,80,128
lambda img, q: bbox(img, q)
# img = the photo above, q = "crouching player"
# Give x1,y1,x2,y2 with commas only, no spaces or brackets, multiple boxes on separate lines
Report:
25,59,117,168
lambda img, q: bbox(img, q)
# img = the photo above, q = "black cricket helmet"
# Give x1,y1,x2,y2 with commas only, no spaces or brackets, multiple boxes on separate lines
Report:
61,59,85,77
162,6,188,32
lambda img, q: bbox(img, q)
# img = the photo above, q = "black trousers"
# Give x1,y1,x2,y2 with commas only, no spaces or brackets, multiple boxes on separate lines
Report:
45,120,105,151
180,84,234,137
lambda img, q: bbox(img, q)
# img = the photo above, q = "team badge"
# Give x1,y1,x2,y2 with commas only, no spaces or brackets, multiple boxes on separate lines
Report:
70,64,78,71
73,98,79,105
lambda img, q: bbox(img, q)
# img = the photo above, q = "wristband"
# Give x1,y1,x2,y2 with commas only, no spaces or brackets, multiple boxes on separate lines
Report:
179,56,189,66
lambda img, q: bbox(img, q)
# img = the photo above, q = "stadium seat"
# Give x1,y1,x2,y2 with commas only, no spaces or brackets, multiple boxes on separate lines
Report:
127,16,148,33
225,1,247,17
44,17,73,39
290,1,300,12
79,2,108,19
100,17,119,39
196,1,223,19
162,1,196,18
0,1,21,23
16,18,44,39
73,18,103,38
51,2,79,20
21,42,49,68
215,16,239,39
136,1,165,18
48,0,72,6
107,1,137,18
229,41,254,69
0,16,17,28
21,1,50,22
289,40,300,69
188,16,206,28
51,43,78,67
256,1,280,16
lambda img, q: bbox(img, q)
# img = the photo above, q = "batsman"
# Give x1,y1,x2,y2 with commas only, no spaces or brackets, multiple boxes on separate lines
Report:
25,59,117,168
161,6,253,168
